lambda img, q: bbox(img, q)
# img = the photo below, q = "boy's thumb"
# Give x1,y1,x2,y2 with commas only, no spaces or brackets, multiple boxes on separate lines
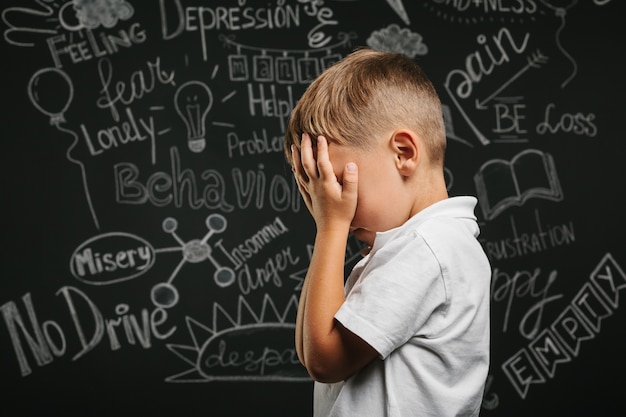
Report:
343,163,358,193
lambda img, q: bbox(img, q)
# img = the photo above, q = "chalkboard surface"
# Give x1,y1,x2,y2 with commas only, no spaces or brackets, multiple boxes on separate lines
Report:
1,1,625,416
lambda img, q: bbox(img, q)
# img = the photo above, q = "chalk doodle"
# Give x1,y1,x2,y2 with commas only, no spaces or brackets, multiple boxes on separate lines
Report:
174,80,214,153
474,149,563,220
166,294,308,382
1,0,624,415
502,253,625,399
540,0,578,88
27,67,100,230
366,24,428,58
151,214,235,309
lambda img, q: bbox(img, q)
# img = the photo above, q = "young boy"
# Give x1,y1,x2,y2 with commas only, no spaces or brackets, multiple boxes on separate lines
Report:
284,48,491,417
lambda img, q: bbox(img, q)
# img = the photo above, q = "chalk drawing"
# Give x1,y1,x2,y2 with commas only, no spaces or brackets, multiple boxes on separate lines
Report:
151,214,235,309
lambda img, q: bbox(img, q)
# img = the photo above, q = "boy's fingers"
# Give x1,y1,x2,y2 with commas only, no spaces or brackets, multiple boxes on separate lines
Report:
299,133,318,180
291,143,308,183
315,136,334,180
342,163,358,197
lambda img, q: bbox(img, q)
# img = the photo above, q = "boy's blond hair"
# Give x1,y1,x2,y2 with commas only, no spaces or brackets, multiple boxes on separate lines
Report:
284,47,446,167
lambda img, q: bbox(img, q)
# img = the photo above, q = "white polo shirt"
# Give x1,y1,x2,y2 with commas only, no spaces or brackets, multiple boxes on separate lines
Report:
314,196,491,417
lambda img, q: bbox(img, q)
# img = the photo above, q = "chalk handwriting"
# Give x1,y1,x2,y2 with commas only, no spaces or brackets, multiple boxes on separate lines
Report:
167,294,308,382
213,216,289,270
227,129,285,158
428,0,539,14
236,247,300,295
491,266,563,339
161,1,302,60
1,286,176,377
2,1,623,411
502,253,625,399
247,83,294,131
96,56,176,122
115,147,301,212
444,27,530,145
476,50,548,109
47,22,147,68
114,146,234,212
482,211,575,261
80,106,158,158
70,232,155,285
535,102,597,136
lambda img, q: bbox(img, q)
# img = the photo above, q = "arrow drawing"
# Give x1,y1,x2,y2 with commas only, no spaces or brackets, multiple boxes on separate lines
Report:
475,50,548,109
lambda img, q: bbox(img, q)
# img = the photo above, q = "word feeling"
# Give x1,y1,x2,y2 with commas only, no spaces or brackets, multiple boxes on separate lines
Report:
47,22,146,68
114,146,301,213
502,253,626,399
482,212,575,261
1,286,176,377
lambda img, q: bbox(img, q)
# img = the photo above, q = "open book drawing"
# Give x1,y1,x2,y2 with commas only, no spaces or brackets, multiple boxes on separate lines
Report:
474,149,563,220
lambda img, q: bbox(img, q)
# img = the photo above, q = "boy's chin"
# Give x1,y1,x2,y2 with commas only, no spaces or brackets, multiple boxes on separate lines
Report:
350,228,375,246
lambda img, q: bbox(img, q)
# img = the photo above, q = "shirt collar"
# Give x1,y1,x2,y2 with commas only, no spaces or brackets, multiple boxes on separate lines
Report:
367,196,478,255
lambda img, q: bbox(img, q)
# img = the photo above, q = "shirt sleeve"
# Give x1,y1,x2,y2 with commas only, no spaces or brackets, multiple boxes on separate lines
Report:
334,231,448,359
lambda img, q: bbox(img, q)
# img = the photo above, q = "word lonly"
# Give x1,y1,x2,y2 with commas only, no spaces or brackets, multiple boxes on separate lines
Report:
80,107,156,159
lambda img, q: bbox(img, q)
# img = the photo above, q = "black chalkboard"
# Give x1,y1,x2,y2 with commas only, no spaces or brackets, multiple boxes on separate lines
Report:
1,1,625,416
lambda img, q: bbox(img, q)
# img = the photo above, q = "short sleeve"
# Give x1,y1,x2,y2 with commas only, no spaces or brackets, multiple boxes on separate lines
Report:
334,232,447,358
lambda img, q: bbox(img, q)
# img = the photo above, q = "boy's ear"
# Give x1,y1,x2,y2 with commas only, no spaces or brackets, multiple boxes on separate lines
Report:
390,129,420,176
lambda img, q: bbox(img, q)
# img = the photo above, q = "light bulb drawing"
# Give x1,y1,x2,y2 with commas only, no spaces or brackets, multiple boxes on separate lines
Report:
151,214,236,309
174,80,213,153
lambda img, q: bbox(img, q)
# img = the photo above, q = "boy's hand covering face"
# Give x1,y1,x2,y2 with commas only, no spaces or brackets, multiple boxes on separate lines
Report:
291,133,358,232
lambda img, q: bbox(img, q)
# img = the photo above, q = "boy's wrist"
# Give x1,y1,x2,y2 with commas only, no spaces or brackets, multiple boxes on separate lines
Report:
315,221,351,239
